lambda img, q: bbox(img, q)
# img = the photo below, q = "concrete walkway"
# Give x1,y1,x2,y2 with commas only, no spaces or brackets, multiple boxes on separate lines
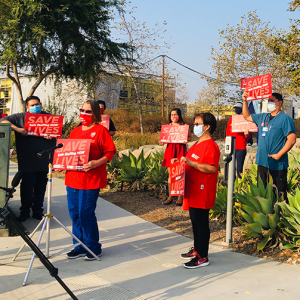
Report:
1,162,300,300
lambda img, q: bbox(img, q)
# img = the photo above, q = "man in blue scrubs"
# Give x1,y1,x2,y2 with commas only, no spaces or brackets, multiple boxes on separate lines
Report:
242,92,296,199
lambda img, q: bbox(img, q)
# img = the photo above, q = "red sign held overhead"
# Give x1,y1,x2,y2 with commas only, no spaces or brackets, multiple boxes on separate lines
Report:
241,74,272,101
101,114,110,130
170,161,185,196
53,139,91,171
159,125,189,144
231,115,258,133
25,113,64,138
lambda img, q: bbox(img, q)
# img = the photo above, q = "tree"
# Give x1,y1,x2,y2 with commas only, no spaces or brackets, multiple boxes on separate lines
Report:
268,2,300,95
0,0,130,111
112,4,170,134
210,11,290,98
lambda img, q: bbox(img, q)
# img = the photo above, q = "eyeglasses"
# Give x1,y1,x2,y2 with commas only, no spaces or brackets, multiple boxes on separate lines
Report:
80,109,92,114
193,123,204,126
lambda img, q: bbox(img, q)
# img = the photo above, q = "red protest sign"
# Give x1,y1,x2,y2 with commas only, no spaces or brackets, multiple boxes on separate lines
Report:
170,161,185,196
25,113,64,138
159,125,189,144
101,114,110,130
53,139,91,171
232,115,258,133
240,74,272,101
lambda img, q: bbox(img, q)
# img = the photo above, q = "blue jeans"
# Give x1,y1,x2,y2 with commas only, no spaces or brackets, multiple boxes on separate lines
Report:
66,187,101,254
235,149,247,179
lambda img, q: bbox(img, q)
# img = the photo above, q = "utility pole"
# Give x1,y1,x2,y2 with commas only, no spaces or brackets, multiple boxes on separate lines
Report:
162,55,165,117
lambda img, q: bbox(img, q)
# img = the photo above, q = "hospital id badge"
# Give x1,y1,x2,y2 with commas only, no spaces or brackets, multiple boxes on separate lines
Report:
262,127,268,137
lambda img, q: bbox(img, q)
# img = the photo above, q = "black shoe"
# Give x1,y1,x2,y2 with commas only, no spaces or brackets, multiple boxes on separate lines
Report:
180,246,197,260
32,213,43,220
84,251,102,261
17,215,29,222
66,250,87,259
183,254,210,269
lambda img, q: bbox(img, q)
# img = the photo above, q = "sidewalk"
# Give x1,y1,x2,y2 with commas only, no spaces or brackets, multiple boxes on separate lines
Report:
1,162,300,299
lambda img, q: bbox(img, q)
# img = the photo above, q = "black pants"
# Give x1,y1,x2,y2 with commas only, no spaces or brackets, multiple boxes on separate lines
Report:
257,165,287,200
235,149,247,179
189,207,210,258
20,171,48,216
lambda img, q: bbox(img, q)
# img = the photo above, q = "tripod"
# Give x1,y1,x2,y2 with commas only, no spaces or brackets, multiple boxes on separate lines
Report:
0,184,78,299
13,149,100,286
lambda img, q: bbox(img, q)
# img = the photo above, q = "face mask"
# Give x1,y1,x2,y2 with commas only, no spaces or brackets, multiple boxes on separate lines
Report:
267,102,276,112
194,125,205,137
171,116,179,123
100,109,104,114
29,105,41,114
79,113,93,126
235,108,242,114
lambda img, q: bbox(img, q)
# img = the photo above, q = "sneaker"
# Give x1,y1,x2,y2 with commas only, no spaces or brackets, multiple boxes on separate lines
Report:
84,252,102,261
16,214,29,222
180,247,197,260
32,213,43,220
183,254,210,269
66,250,87,259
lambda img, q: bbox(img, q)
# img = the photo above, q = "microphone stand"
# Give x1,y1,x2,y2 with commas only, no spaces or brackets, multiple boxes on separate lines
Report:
13,147,100,286
0,184,78,299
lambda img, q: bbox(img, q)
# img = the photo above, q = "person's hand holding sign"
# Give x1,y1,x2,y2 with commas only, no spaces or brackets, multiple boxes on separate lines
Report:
18,128,28,136
171,158,179,164
84,157,109,172
242,91,248,101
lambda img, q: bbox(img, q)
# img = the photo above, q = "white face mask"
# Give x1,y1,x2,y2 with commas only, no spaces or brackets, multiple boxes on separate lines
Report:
267,102,276,112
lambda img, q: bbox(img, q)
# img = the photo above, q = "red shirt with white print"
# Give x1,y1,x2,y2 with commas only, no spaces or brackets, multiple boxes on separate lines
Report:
182,139,220,210
65,124,116,190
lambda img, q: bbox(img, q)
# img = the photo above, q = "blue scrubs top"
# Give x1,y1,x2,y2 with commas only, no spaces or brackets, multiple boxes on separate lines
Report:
252,112,296,170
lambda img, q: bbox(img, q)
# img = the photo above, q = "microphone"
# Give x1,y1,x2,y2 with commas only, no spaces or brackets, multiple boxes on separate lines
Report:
37,143,63,159
12,171,22,188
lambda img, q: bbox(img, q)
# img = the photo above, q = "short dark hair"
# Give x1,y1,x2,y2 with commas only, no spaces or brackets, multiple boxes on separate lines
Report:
193,112,217,134
272,93,283,103
25,96,41,105
96,100,106,110
168,108,185,125
84,100,101,123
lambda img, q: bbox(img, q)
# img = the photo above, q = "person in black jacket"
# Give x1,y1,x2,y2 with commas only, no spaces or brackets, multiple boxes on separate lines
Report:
0,96,56,221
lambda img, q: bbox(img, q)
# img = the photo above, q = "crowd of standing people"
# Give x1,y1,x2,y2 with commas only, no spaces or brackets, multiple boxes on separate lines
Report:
0,90,296,268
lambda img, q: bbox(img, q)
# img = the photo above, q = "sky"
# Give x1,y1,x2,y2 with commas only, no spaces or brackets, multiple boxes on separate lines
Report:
118,0,296,103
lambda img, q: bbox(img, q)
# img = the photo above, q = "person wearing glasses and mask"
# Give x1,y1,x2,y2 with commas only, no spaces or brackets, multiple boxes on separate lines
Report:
0,96,56,222
65,100,116,261
162,108,192,206
172,113,220,269
242,92,296,200
226,102,250,179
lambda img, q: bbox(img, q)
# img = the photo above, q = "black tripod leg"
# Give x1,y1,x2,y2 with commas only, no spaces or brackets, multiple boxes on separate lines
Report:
0,207,78,300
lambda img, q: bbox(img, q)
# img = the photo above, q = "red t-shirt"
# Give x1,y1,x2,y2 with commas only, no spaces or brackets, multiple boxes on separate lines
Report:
65,124,116,190
182,139,220,210
226,117,250,150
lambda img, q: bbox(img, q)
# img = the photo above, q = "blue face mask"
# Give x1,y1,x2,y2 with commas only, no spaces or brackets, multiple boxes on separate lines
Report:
235,108,242,114
194,125,204,137
29,105,41,114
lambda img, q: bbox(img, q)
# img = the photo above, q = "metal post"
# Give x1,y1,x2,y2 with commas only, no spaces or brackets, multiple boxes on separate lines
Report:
225,138,236,244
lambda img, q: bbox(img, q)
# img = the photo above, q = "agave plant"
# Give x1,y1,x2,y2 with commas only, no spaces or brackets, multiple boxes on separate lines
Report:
210,185,228,222
143,162,168,197
107,154,121,174
287,168,300,193
235,178,282,250
278,188,300,252
116,150,149,191
289,150,300,169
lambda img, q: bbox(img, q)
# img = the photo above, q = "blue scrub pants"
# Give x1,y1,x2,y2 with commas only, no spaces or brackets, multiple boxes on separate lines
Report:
66,186,102,255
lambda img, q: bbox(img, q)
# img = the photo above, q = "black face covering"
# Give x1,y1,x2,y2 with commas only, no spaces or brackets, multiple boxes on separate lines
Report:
235,108,242,114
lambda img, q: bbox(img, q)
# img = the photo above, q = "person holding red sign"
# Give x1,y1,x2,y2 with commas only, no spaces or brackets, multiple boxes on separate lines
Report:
65,100,116,261
97,100,116,136
242,92,296,200
226,102,250,179
0,96,56,222
162,108,192,206
173,113,220,269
